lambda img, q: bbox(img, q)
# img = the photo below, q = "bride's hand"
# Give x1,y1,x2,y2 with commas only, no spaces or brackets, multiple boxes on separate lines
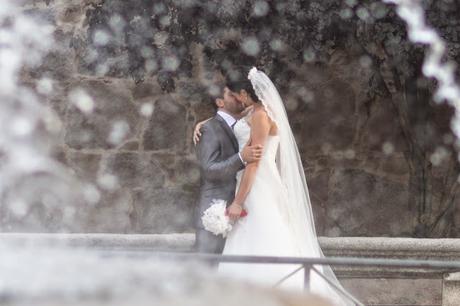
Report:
193,118,211,145
241,105,254,117
235,105,254,119
227,203,243,222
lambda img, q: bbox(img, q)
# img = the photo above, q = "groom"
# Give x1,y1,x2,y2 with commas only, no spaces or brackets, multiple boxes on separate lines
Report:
193,83,263,256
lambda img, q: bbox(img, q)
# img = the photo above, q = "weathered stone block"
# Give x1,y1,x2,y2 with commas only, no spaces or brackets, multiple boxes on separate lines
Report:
443,272,460,306
100,152,165,190
143,96,187,151
293,77,356,153
131,188,194,233
64,79,140,149
341,278,441,305
326,168,412,236
86,188,134,233
65,151,101,180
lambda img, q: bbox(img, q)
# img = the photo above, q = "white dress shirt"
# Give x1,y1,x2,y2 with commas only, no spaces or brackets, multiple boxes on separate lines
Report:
217,110,237,128
217,110,246,165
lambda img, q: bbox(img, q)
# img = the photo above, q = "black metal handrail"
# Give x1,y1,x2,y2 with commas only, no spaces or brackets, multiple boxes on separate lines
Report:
146,251,460,269
136,251,460,306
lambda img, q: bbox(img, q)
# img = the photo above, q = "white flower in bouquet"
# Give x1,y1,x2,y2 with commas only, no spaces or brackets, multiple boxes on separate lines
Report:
201,199,233,237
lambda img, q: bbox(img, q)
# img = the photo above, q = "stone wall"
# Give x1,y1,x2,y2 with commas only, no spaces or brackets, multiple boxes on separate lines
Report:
10,0,460,236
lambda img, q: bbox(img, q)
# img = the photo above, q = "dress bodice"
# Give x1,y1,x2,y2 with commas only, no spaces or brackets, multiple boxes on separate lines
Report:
233,115,251,152
233,114,279,166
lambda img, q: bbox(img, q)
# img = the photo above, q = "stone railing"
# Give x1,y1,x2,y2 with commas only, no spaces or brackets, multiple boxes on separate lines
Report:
0,232,195,251
1,233,460,305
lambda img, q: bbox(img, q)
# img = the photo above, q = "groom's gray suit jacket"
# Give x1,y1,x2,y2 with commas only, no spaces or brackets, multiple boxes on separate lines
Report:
194,113,245,230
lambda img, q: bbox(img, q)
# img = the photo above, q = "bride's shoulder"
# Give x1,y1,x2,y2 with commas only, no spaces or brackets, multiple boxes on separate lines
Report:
253,104,267,114
252,104,270,119
250,104,272,126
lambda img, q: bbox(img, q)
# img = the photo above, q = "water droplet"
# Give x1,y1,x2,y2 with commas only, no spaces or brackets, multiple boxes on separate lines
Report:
145,60,158,73
36,78,53,95
140,103,154,117
303,49,316,62
83,184,100,205
370,2,389,19
43,108,62,133
10,116,33,136
162,55,180,71
339,8,353,19
296,87,315,104
96,63,109,76
253,1,269,17
108,120,130,145
345,0,357,7
141,47,155,58
208,84,221,98
269,39,285,52
9,200,27,217
84,48,99,64
285,98,299,111
97,174,119,190
153,3,167,14
241,37,260,56
356,7,370,21
430,146,449,166
93,30,111,46
359,55,372,68
160,15,171,27
109,14,126,33
344,149,355,159
382,142,394,155
68,88,95,114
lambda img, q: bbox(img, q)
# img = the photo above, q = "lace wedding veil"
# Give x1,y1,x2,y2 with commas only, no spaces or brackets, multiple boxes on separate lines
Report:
248,67,356,306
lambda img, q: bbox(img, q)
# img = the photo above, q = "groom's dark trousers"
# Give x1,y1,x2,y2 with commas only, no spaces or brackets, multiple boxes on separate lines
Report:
193,114,245,265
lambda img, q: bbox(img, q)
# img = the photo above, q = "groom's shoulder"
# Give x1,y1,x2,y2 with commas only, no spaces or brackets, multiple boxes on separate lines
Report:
202,115,219,131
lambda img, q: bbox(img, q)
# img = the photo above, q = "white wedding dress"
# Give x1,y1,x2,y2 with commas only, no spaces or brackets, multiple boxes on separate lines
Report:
218,114,304,290
218,113,339,300
216,67,356,306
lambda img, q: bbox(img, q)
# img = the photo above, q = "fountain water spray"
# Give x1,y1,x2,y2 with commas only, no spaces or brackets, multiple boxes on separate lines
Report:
0,1,97,230
383,0,460,168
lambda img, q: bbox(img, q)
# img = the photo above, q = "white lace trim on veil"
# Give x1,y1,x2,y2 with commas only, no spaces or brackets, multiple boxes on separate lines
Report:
248,67,278,125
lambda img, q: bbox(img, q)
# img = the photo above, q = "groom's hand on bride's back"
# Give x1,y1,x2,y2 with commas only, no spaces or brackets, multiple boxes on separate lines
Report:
241,140,263,164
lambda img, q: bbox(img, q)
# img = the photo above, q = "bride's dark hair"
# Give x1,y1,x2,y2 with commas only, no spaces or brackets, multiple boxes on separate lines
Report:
228,80,260,103
242,81,260,103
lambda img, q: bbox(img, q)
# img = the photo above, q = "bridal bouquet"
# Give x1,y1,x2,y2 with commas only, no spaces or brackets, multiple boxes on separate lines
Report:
201,199,248,237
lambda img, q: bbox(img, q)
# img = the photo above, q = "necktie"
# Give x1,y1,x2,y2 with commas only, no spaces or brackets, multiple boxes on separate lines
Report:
231,120,237,130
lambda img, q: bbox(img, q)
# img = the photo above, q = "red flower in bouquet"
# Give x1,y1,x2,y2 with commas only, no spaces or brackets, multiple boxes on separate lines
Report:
225,207,248,217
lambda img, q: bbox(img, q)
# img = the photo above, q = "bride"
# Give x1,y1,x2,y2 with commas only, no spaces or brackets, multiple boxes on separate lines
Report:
194,67,356,306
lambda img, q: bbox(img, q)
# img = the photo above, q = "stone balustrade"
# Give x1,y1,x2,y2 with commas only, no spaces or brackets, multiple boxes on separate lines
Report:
2,233,459,305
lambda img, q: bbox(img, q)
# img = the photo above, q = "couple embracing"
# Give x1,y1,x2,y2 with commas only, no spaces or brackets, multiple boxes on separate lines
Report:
193,67,355,306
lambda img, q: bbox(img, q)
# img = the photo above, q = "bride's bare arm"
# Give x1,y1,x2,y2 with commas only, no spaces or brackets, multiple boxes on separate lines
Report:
193,117,212,145
227,108,271,220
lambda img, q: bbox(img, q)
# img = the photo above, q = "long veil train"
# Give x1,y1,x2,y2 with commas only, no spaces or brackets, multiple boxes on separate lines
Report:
248,67,357,306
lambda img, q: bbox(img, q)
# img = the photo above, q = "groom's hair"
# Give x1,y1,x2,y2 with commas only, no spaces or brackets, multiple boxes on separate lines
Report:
206,81,225,111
